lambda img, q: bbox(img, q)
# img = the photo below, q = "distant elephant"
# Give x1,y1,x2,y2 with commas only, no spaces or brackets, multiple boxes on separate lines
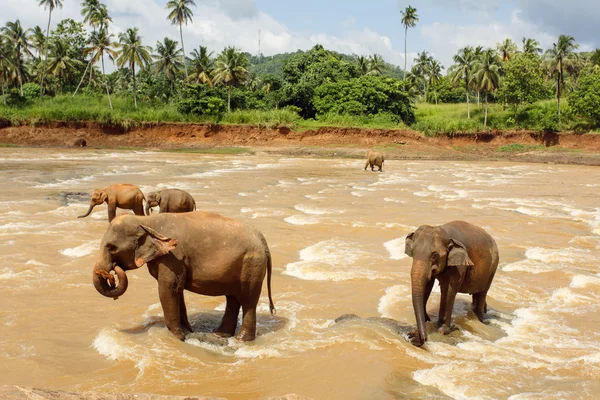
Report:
145,188,196,216
404,221,499,347
78,184,145,223
91,211,275,341
73,138,87,147
364,150,384,172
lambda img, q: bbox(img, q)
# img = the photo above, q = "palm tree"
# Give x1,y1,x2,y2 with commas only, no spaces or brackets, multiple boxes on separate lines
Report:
413,51,432,100
153,37,184,96
0,37,15,105
212,47,249,112
45,39,84,94
427,59,443,105
522,37,542,55
400,5,418,80
166,0,195,79
1,20,32,96
356,55,369,76
38,0,64,96
449,46,475,118
93,5,112,31
86,29,118,110
116,28,152,108
81,0,101,29
497,38,518,62
473,49,501,129
544,35,578,121
367,54,386,76
29,26,46,59
472,45,484,106
189,45,213,86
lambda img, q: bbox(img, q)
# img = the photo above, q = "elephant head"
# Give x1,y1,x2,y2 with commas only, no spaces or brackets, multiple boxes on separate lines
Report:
144,192,161,216
78,189,108,219
404,226,473,346
93,217,178,299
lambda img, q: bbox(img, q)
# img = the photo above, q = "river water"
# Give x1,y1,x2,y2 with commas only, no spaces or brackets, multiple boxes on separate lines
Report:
0,148,599,399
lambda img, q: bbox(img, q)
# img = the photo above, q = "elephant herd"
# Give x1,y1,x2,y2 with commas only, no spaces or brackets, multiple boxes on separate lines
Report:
79,151,499,348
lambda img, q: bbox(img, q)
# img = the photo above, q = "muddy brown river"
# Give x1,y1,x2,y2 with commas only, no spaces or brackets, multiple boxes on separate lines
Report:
1,148,599,399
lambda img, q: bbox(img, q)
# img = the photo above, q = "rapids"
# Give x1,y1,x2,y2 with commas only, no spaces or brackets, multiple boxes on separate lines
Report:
1,148,599,399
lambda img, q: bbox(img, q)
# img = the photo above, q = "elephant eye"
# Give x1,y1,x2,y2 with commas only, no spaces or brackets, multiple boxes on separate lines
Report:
431,252,439,261
107,244,118,254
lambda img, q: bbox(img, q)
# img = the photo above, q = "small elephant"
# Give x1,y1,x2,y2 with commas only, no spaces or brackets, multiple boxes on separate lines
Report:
78,184,145,223
145,188,196,216
404,221,499,347
91,211,275,341
73,138,87,147
364,150,384,172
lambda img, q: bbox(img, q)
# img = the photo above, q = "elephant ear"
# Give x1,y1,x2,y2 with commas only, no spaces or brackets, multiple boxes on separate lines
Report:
134,225,178,267
99,191,108,203
404,232,415,257
447,239,474,268
154,192,161,203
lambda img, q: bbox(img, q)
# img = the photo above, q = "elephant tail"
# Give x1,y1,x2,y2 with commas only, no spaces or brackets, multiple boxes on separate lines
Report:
193,201,196,211
266,247,276,316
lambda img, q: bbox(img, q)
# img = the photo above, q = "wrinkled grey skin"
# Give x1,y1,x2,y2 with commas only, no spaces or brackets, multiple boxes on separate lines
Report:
92,211,275,342
145,189,196,216
364,150,384,172
404,221,499,347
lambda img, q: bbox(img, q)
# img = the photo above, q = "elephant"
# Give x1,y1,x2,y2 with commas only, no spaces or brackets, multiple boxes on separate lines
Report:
404,221,499,347
91,211,275,342
145,188,196,216
364,150,384,172
73,138,87,147
78,184,145,223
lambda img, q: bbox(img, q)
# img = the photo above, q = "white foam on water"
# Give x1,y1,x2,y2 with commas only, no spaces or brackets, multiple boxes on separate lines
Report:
60,240,99,258
284,215,321,226
294,204,344,215
384,237,408,260
283,239,382,281
502,259,554,274
25,259,48,267
92,329,150,373
377,285,410,319
305,194,325,201
525,246,594,265
240,207,286,219
570,274,600,288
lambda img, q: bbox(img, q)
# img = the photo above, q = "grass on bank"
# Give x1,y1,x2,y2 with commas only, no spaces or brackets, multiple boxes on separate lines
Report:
0,94,596,135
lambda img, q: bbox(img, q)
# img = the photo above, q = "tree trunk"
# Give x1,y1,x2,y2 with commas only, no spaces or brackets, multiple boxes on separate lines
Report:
1,81,6,106
557,60,562,123
40,9,52,97
102,55,113,112
434,88,438,105
228,85,231,112
180,22,188,80
484,91,489,129
16,50,23,96
477,91,480,106
404,26,407,81
73,60,91,97
132,62,137,109
466,77,470,119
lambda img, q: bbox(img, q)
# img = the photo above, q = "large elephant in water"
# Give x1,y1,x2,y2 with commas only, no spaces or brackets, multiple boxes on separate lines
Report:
78,184,145,223
145,188,196,215
404,221,499,347
364,150,384,172
91,211,275,341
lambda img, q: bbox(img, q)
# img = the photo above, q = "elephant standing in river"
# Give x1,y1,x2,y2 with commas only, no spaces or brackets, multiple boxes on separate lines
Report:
145,189,196,215
78,184,145,223
364,150,384,172
404,221,499,347
91,211,275,341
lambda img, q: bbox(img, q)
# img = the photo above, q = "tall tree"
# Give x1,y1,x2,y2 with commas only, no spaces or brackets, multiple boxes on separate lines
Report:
1,20,32,96
212,46,249,112
427,59,443,104
87,28,118,110
29,26,46,59
356,55,369,76
45,39,84,94
189,45,213,86
522,37,542,55
116,27,152,108
544,35,578,121
497,38,518,62
413,51,432,101
400,5,418,80
449,46,474,117
166,0,195,79
472,45,484,106
153,37,184,96
81,0,101,29
473,49,501,128
367,54,386,76
0,37,15,105
38,0,64,96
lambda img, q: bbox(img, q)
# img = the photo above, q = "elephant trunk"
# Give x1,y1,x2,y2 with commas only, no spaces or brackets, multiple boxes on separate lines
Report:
93,254,128,299
411,261,430,347
144,202,152,216
78,204,95,219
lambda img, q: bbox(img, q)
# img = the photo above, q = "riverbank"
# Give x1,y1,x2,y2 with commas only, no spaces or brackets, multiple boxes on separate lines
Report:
1,121,600,165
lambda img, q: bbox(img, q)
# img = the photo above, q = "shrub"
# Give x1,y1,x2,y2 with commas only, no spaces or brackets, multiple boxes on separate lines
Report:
569,72,600,127
22,83,42,99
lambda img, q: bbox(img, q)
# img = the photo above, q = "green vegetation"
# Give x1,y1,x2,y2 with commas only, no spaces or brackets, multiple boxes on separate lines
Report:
0,143,20,147
496,144,544,152
166,147,250,154
0,1,599,136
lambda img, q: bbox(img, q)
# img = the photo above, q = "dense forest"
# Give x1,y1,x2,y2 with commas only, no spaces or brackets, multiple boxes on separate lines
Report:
1,0,599,133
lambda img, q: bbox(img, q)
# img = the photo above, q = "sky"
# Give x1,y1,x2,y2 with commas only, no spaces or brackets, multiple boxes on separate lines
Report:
1,0,598,71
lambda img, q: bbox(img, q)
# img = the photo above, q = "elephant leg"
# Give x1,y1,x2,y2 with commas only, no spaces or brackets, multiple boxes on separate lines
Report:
133,202,144,216
157,266,186,341
439,280,459,335
179,292,192,333
364,160,370,171
214,295,241,338
437,280,448,328
472,291,488,322
236,302,257,342
423,279,435,322
107,202,117,222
